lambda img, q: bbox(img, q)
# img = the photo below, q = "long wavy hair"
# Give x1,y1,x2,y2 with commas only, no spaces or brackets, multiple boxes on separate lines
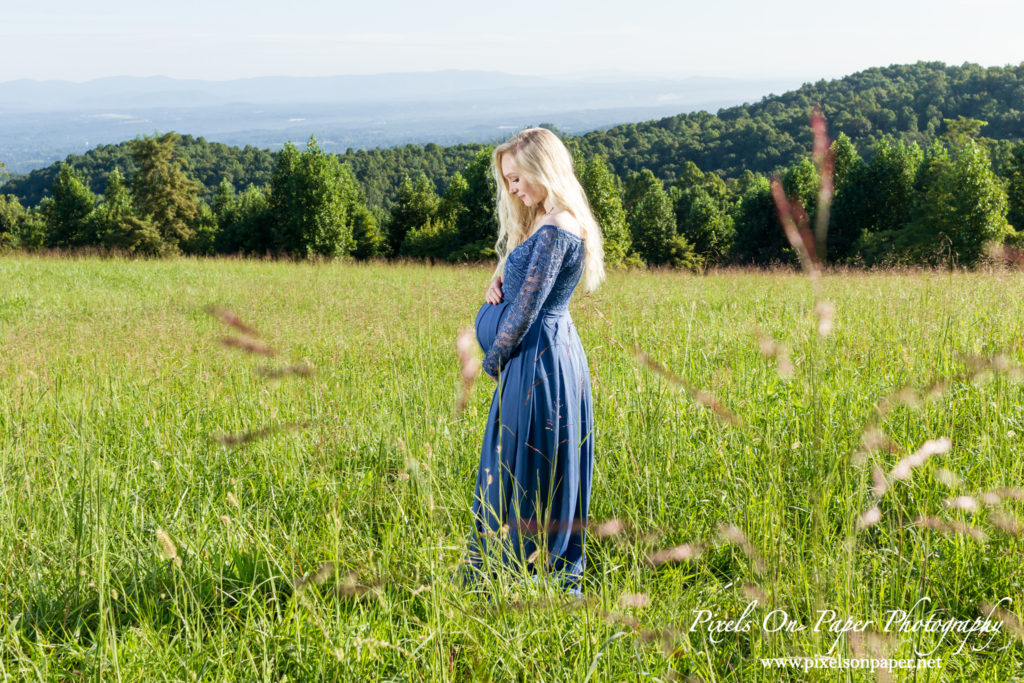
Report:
490,127,606,293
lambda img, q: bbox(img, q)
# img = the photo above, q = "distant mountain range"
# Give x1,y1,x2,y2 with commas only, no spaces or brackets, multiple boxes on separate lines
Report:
0,71,803,175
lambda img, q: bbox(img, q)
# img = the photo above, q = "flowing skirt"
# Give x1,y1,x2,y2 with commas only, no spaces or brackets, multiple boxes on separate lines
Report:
465,308,594,592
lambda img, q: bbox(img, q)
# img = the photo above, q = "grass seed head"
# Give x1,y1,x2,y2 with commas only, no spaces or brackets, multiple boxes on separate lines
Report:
857,506,882,529
979,491,1002,505
618,592,650,609
934,468,961,488
741,583,768,603
718,524,765,571
206,305,260,337
990,512,1022,535
872,468,888,497
915,515,986,541
891,437,951,480
945,496,979,512
594,518,625,538
814,299,834,337
220,335,275,357
648,543,703,566
981,601,1024,639
156,528,181,567
295,562,336,591
257,362,314,379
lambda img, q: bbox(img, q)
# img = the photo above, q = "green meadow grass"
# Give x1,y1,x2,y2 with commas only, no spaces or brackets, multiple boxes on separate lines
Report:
0,254,1022,681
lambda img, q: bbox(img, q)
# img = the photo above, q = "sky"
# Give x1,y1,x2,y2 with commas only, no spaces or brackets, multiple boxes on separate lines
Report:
1,0,1022,83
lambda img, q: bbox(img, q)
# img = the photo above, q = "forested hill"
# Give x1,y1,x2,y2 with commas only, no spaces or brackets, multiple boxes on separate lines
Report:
1,135,488,211
575,61,1024,182
3,61,1023,209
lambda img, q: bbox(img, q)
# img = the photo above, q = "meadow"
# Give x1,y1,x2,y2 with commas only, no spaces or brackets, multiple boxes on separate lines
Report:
0,254,1022,681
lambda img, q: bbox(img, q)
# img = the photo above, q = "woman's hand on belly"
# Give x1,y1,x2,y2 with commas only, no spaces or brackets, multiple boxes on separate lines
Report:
485,275,504,305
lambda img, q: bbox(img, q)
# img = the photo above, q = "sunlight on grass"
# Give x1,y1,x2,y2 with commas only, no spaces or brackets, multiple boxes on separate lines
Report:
0,255,1022,679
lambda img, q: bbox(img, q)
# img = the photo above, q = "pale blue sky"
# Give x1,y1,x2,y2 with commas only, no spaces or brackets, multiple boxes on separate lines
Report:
1,0,1021,82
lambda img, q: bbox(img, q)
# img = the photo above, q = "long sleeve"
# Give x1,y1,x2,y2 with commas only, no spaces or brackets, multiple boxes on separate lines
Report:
483,227,567,378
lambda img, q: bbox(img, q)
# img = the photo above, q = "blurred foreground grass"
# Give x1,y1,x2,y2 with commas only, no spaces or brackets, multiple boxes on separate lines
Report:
0,255,1022,681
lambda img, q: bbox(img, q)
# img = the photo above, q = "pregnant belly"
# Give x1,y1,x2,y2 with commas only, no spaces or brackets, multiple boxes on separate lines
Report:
475,301,510,353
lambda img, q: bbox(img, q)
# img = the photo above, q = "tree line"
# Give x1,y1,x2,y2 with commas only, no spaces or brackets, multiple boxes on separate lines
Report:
2,60,1024,267
1,125,1022,269
7,61,1024,213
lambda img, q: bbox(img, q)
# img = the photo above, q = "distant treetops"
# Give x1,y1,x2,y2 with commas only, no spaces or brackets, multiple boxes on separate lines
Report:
2,61,1024,267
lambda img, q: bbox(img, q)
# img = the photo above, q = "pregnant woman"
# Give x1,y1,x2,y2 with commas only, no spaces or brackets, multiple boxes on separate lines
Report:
465,127,605,596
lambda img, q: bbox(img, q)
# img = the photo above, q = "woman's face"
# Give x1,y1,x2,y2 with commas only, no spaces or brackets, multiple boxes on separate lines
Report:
501,152,546,209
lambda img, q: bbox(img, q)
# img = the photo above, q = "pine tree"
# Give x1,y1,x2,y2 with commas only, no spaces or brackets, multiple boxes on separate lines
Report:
731,174,792,266
579,155,630,267
216,184,272,255
447,148,498,261
1007,143,1024,232
43,163,96,247
351,203,388,260
129,132,201,253
671,164,735,265
626,171,696,268
269,142,303,254
390,173,440,258
827,134,866,261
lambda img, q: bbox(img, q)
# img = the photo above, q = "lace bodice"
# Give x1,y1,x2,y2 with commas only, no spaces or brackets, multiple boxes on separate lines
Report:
483,224,586,377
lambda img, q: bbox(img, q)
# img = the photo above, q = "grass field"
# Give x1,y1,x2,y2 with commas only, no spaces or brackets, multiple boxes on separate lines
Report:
1,254,1022,681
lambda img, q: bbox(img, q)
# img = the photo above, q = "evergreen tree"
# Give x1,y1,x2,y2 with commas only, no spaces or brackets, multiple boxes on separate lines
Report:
623,169,662,217
626,171,696,268
940,116,987,149
211,179,235,223
216,184,273,255
897,140,953,265
401,216,458,261
833,138,923,264
351,203,388,260
676,186,735,264
1007,143,1024,232
781,158,819,223
579,155,630,267
184,201,219,256
447,148,498,261
269,142,302,253
731,174,793,265
129,132,201,252
389,173,440,257
89,169,165,254
1,197,46,250
671,165,736,265
0,190,47,251
827,134,866,261
299,139,359,257
866,138,923,235
43,163,96,247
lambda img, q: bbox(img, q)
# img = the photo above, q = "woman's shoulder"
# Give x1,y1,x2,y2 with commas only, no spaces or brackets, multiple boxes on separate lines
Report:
539,210,583,239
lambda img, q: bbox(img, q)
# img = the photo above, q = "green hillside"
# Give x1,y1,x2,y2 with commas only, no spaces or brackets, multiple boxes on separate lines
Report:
4,61,1023,209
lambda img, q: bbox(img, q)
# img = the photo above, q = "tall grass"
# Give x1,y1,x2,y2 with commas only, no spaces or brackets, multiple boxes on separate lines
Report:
0,254,1022,680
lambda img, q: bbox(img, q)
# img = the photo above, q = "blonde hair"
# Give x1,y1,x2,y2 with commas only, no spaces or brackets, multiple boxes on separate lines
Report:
490,127,606,293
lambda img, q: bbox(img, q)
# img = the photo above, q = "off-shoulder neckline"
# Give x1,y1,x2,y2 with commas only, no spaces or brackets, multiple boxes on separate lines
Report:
526,224,585,242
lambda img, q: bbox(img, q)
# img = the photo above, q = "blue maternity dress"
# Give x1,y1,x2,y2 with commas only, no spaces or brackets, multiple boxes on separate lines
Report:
466,223,595,593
